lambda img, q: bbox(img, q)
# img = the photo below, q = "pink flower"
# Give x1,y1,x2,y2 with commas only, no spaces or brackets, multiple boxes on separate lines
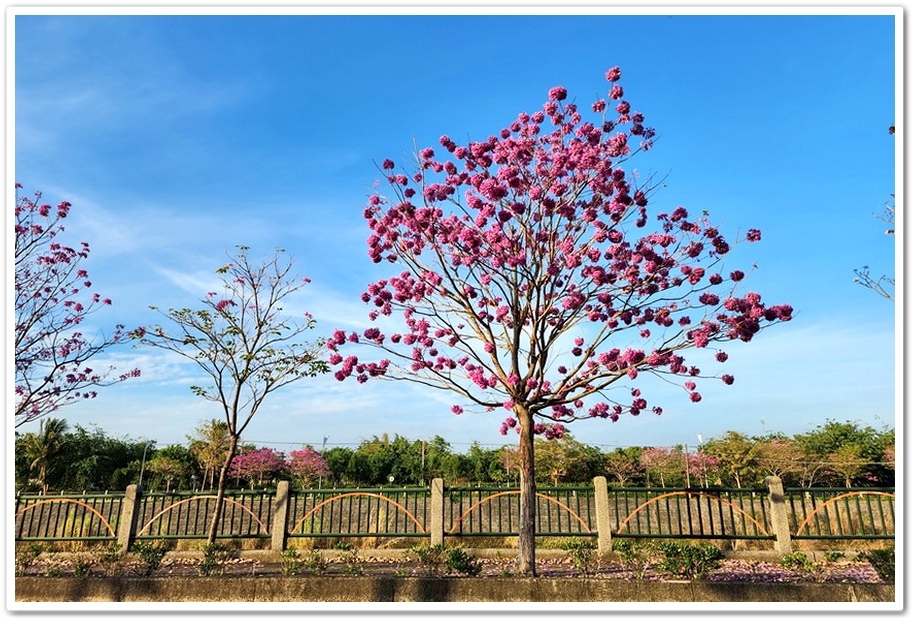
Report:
451,405,463,415
746,229,762,242
548,86,567,101
605,66,622,82
381,159,395,170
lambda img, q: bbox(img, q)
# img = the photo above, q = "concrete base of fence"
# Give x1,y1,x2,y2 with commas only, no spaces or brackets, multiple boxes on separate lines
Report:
14,576,895,604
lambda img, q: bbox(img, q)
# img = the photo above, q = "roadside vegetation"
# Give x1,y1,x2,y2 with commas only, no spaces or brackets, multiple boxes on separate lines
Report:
15,418,894,493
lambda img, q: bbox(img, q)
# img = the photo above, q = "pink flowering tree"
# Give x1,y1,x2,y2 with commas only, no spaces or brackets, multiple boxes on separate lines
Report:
638,446,683,487
229,447,288,488
287,447,332,488
686,452,721,488
14,185,140,427
134,245,328,543
329,67,792,575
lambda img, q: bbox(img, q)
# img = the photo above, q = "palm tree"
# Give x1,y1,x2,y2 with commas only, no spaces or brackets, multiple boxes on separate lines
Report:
20,417,69,493
187,419,230,489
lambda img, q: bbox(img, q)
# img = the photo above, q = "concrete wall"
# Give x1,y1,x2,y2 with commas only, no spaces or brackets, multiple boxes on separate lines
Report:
14,575,895,604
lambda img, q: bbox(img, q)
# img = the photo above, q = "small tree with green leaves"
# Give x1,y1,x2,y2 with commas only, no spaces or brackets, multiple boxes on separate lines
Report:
135,245,328,543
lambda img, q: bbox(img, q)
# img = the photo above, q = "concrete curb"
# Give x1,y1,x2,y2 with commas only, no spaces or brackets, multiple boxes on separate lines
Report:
14,575,896,604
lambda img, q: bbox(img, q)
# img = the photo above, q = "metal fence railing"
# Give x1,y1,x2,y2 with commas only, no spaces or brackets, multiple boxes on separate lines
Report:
609,487,773,541
286,487,430,538
784,487,896,541
14,480,895,551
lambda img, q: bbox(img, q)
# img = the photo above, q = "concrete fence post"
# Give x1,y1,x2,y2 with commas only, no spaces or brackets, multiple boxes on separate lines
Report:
117,484,143,551
271,480,291,552
764,476,793,556
592,476,612,556
430,478,445,547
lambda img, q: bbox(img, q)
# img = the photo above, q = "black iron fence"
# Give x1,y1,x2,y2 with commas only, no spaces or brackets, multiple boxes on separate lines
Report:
14,478,895,554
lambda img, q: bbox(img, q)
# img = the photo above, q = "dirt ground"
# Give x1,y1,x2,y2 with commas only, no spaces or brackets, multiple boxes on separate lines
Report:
18,552,886,584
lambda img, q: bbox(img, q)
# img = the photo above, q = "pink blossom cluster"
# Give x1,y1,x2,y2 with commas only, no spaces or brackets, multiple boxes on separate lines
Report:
229,446,332,487
329,67,792,437
14,185,140,426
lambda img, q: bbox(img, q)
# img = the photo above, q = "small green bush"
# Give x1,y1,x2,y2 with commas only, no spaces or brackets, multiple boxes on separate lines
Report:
611,539,655,579
95,543,126,577
654,541,724,580
409,543,482,577
559,538,598,576
856,548,894,583
303,548,329,574
15,543,44,576
131,541,171,577
409,543,449,576
780,552,816,574
446,547,483,577
279,546,305,576
198,542,237,577
72,553,94,577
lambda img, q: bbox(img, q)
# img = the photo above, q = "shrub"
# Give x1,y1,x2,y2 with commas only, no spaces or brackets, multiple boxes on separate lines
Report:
780,552,816,575
303,548,329,574
559,538,598,576
332,542,363,575
409,544,482,577
198,542,237,577
131,541,171,577
653,541,724,580
72,553,94,577
856,548,894,583
446,547,483,577
96,543,126,577
409,543,449,576
611,539,655,579
15,543,44,576
280,546,305,576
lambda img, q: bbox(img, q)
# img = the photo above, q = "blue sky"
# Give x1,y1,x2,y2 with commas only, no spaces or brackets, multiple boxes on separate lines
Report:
9,7,901,456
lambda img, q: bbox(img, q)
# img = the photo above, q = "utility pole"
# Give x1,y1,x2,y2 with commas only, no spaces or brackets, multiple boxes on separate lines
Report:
318,436,328,489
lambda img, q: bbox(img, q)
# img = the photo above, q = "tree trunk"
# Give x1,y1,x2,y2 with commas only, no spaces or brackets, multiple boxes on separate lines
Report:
206,435,240,545
516,406,537,577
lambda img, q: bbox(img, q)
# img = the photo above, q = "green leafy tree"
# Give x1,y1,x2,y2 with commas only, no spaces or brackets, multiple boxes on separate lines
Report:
604,447,645,487
795,420,893,486
135,245,328,543
703,431,760,488
638,446,683,487
147,454,186,492
322,446,358,486
754,436,808,486
18,417,68,493
187,419,231,489
534,434,601,485
463,442,506,486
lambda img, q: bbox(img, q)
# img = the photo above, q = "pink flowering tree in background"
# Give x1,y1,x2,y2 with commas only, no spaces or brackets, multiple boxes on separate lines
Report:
639,446,683,487
686,451,721,488
329,67,792,575
14,185,141,427
229,447,288,488
134,245,329,543
287,447,332,488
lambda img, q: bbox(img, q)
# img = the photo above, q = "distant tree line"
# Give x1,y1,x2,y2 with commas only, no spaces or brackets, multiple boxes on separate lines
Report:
14,417,894,494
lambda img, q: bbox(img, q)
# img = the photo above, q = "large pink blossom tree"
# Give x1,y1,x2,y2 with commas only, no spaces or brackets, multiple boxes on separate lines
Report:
329,67,792,575
14,185,140,427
